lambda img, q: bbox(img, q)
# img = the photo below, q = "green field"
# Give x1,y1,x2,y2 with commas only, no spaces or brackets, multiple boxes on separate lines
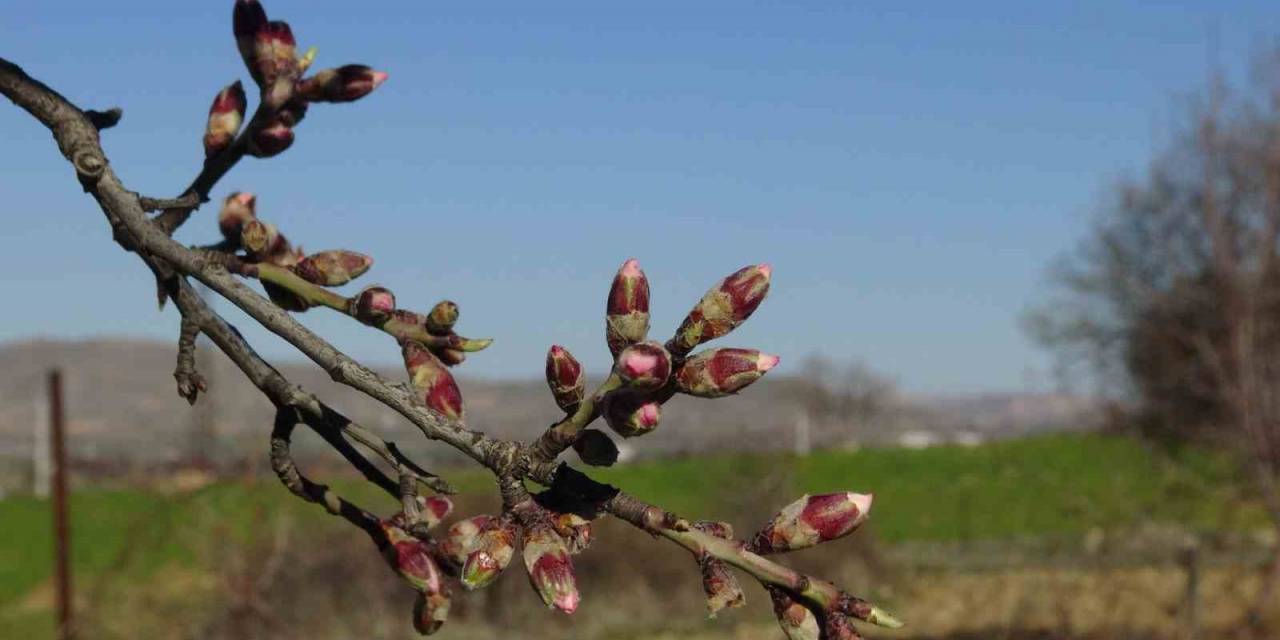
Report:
0,433,1264,635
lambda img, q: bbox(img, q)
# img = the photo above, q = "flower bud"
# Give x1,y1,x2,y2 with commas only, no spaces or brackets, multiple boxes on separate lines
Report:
545,345,585,411
297,64,389,103
602,390,661,438
292,250,373,286
691,520,734,540
522,523,579,613
750,492,872,554
440,514,496,568
233,0,269,85
425,300,459,335
417,495,454,530
245,19,299,105
412,590,450,636
551,512,592,555
247,120,294,157
240,219,290,260
770,587,821,640
676,348,779,398
614,341,671,390
670,263,772,355
460,518,518,590
605,258,651,356
433,348,466,367
217,191,257,241
380,522,445,594
402,341,464,421
700,556,745,617
203,81,246,158
572,429,619,467
350,286,396,324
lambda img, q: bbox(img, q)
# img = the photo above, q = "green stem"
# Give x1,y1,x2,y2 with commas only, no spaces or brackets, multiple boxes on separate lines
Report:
529,371,623,461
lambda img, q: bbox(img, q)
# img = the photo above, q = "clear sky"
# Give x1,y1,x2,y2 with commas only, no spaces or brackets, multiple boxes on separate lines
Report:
1,1,1274,393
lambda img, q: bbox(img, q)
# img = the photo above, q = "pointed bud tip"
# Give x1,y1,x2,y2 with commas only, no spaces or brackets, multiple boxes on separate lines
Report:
757,263,773,278
549,345,566,356
640,403,659,426
370,70,389,88
234,192,256,206
555,591,580,614
620,258,642,276
758,353,780,372
850,492,873,515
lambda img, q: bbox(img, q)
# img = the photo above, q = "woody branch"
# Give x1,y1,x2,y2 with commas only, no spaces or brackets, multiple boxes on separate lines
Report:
0,2,900,637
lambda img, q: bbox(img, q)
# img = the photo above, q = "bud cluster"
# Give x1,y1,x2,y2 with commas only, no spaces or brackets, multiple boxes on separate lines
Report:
223,1,388,159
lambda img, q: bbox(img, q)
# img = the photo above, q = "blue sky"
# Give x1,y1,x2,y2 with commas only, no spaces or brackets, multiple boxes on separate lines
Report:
1,1,1274,393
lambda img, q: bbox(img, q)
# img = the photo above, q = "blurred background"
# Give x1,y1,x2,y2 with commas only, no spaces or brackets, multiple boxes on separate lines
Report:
3,1,1280,638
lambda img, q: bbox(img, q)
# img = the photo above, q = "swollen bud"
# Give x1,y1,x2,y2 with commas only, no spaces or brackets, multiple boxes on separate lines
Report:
460,518,518,590
522,523,579,613
770,587,821,640
670,264,772,355
700,556,745,617
412,590,451,636
402,341,464,421
416,495,454,530
292,250,373,286
233,0,269,85
440,515,496,569
605,258,651,356
425,301,459,335
203,81,246,158
614,341,671,390
240,219,289,260
217,192,257,242
247,120,294,157
545,345,585,411
350,286,396,324
297,64,389,103
602,390,661,438
380,522,445,594
676,348,779,398
572,429,619,467
750,492,873,554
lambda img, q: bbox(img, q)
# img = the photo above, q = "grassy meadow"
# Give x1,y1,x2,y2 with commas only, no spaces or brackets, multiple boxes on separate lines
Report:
0,433,1269,639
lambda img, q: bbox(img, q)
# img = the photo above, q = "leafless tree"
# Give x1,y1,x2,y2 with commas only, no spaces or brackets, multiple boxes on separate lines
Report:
1029,53,1280,629
0,2,900,638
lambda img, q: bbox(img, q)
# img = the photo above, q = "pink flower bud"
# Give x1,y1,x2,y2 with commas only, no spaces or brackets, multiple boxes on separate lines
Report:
217,191,257,242
614,341,671,390
247,120,294,157
522,524,579,613
350,286,396,324
440,514,496,568
545,345,585,412
297,64,389,103
675,348,779,398
551,512,593,555
750,492,872,554
402,341,464,421
602,390,662,438
412,590,451,636
572,429,619,467
460,518,518,590
203,81,246,158
700,556,745,617
416,495,454,530
292,250,373,286
605,258,651,356
380,522,445,594
770,588,821,640
424,300,459,335
671,263,772,355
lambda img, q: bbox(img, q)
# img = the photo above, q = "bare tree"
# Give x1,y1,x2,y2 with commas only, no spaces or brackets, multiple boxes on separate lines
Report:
0,2,901,637
1029,54,1280,627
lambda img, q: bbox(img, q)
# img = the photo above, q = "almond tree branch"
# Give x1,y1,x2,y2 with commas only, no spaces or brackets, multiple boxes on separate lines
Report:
2,51,898,636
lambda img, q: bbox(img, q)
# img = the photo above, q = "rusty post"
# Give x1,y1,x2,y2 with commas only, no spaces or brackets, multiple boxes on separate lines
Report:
49,369,73,640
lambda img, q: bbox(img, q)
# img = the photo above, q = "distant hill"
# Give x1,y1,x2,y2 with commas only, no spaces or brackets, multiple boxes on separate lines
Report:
0,338,1101,468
